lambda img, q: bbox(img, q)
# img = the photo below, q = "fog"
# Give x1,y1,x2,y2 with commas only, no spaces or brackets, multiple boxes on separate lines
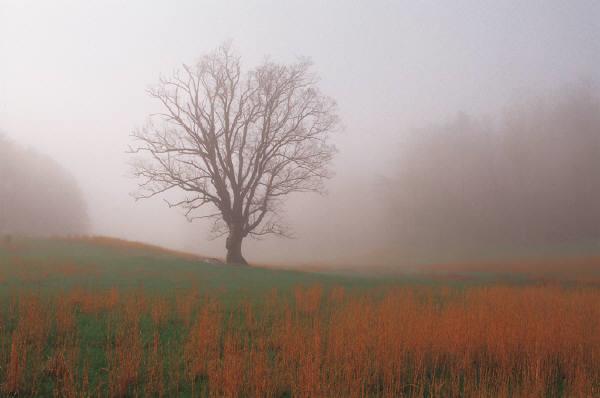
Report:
379,85,600,265
0,135,89,236
1,1,599,266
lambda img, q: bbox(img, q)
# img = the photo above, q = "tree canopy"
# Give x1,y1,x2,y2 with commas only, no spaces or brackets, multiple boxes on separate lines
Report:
130,44,338,264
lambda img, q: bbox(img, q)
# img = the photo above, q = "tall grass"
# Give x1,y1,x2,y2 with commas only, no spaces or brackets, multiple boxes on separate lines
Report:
0,284,597,397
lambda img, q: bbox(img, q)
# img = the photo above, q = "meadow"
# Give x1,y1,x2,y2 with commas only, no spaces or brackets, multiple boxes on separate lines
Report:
0,238,598,397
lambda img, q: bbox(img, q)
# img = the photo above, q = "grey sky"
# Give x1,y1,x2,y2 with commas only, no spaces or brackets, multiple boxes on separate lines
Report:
1,1,599,264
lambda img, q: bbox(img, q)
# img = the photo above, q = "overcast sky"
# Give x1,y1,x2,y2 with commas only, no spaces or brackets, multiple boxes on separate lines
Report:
1,1,599,264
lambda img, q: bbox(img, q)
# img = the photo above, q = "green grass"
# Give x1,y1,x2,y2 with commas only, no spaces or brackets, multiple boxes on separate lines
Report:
1,236,594,299
0,237,597,397
0,237,384,396
0,237,395,299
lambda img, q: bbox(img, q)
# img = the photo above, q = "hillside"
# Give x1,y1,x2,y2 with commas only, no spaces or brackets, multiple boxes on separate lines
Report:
0,236,597,396
2,236,599,293
0,237,388,298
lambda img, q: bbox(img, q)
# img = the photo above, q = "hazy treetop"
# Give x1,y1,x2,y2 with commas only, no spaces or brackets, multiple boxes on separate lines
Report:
0,135,89,237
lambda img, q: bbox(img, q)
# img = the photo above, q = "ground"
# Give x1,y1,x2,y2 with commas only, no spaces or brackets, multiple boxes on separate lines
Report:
0,237,597,397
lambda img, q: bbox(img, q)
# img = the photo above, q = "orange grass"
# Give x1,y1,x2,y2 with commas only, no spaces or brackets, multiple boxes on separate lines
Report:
421,256,600,285
0,285,597,397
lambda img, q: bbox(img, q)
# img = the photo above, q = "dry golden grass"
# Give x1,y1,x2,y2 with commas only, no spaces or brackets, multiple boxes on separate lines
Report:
424,256,600,284
0,283,596,397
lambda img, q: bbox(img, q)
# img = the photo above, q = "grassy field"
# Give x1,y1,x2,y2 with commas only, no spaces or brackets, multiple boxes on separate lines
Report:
0,237,598,397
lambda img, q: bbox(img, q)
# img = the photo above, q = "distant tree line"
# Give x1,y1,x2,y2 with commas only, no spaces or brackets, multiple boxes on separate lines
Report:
383,85,600,262
0,136,89,238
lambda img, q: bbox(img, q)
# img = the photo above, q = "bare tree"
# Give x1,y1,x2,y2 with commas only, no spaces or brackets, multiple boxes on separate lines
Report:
129,44,338,264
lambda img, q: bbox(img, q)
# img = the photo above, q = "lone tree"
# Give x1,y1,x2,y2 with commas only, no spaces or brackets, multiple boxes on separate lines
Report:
130,44,338,264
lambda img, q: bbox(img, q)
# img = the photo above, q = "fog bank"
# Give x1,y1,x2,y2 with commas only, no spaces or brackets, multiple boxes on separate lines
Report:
377,85,600,265
1,1,599,266
0,135,89,237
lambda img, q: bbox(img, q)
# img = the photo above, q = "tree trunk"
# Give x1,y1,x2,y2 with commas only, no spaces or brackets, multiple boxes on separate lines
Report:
225,227,247,265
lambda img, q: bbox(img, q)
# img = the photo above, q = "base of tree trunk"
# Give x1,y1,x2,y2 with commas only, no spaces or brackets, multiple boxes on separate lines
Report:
225,228,248,265
226,251,248,265
225,238,248,265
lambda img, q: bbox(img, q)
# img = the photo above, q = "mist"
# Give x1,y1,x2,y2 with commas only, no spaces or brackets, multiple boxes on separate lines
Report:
0,135,89,237
1,1,599,267
377,85,600,265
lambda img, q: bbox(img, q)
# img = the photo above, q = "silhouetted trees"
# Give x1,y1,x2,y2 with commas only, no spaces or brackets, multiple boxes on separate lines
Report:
384,85,600,262
0,135,89,238
130,44,338,264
